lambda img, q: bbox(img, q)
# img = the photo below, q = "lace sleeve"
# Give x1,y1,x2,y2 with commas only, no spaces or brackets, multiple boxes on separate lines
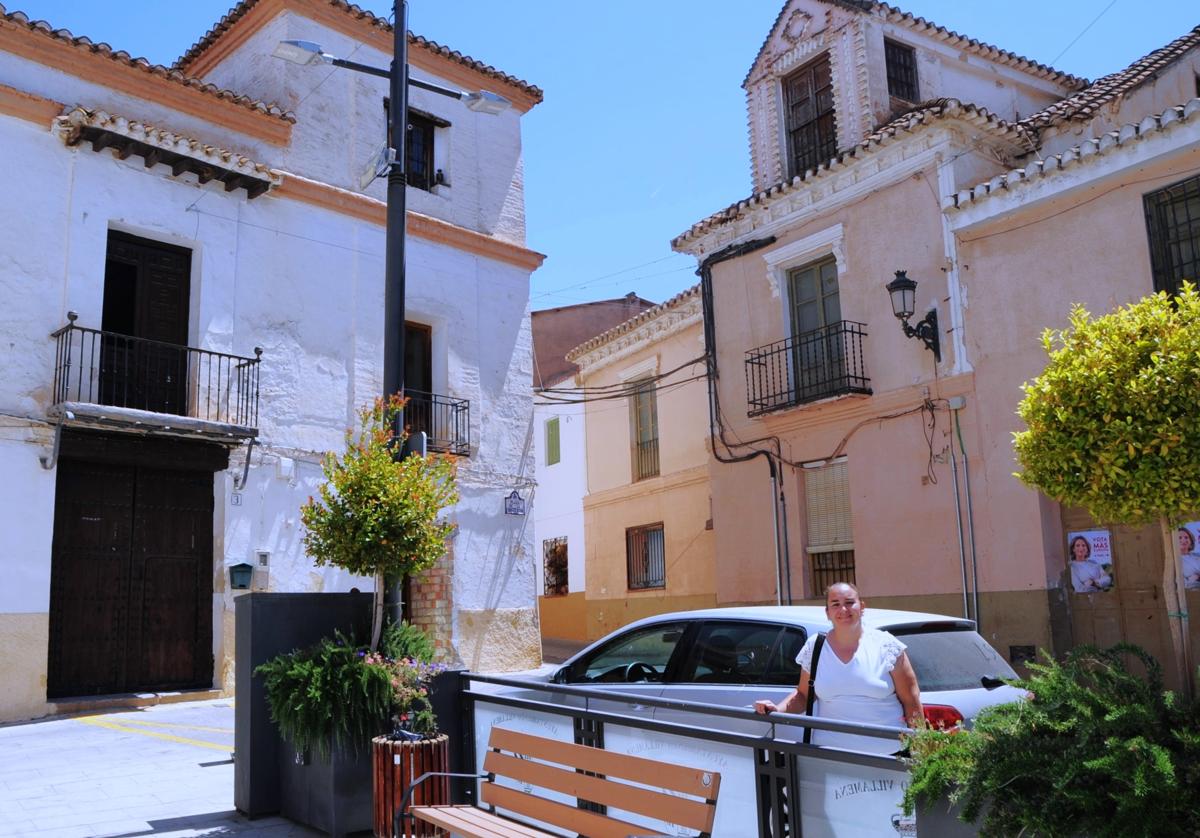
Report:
795,634,818,671
878,631,907,672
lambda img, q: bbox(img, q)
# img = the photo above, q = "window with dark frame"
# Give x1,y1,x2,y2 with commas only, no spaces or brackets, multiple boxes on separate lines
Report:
884,39,919,102
630,380,659,481
626,523,665,590
542,537,568,596
783,53,837,178
1144,172,1200,297
382,98,446,192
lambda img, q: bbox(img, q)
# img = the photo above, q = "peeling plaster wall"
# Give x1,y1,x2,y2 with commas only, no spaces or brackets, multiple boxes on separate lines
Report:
0,7,538,719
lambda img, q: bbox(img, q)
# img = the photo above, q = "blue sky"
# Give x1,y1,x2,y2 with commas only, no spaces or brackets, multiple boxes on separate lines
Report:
11,1,1199,309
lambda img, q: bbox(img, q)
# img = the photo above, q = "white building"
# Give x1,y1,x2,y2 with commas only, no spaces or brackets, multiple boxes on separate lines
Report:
0,0,544,722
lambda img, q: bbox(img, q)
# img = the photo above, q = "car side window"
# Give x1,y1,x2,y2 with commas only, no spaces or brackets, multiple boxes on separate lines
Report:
565,622,686,684
762,628,808,685
679,622,789,684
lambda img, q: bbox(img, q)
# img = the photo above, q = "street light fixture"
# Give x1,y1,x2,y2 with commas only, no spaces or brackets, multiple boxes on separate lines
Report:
273,2,509,624
885,270,941,362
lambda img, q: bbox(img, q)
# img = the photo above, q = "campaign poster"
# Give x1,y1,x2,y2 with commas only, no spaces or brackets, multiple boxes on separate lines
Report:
1176,521,1200,591
1067,529,1114,593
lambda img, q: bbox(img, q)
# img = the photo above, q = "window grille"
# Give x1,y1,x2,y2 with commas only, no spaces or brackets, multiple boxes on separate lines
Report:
805,461,856,593
783,54,837,178
1144,172,1200,296
884,39,919,102
406,112,437,191
626,523,665,590
545,417,561,466
630,380,659,480
543,537,568,596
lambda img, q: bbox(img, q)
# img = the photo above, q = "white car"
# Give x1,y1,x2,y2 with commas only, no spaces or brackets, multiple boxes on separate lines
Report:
531,606,1024,732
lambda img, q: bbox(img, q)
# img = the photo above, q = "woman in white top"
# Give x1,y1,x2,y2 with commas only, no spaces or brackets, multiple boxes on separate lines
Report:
753,582,923,755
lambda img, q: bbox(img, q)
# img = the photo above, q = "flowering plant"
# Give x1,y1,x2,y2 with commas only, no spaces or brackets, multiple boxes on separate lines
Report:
364,652,446,738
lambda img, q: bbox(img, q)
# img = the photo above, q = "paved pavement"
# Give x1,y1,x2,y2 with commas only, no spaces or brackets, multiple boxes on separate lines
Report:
0,700,320,838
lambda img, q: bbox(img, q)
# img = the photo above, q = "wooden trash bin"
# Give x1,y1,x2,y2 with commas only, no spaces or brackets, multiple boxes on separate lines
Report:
372,734,450,837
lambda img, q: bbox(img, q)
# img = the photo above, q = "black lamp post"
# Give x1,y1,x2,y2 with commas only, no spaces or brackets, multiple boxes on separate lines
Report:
273,2,510,624
885,270,941,362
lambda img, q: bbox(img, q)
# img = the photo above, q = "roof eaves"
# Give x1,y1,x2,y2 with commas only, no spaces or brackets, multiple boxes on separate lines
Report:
673,99,1027,248
950,98,1200,211
0,3,295,123
1020,25,1200,130
174,0,543,104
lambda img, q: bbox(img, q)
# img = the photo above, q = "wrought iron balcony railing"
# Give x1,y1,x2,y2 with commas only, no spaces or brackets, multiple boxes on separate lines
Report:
633,437,659,481
404,389,470,456
744,320,871,416
50,313,262,430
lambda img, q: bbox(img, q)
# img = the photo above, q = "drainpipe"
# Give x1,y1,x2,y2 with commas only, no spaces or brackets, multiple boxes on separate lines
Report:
950,397,981,626
779,473,794,605
768,457,783,606
947,408,970,621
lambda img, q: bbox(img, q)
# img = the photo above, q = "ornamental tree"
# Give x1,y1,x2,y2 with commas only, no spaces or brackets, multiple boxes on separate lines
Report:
302,395,458,649
1014,284,1200,692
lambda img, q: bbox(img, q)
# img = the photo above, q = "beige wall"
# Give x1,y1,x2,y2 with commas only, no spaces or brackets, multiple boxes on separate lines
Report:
578,317,716,641
538,591,587,642
0,613,50,720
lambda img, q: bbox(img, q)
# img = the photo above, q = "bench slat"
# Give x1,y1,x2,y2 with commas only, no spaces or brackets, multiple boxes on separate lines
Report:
482,782,671,838
483,750,713,830
412,804,551,838
489,727,720,799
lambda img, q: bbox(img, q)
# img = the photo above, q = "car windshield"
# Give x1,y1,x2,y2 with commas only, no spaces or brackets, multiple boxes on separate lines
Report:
891,628,1017,691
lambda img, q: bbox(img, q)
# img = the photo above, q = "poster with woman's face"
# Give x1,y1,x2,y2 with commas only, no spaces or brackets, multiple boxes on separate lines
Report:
1067,529,1114,593
1176,522,1200,591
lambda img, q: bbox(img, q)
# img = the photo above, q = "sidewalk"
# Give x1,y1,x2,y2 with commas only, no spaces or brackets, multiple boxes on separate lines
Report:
0,699,318,838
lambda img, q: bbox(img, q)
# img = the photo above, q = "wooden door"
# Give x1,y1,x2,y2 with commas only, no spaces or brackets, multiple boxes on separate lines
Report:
404,322,434,440
102,232,191,415
1061,507,1175,687
48,459,213,697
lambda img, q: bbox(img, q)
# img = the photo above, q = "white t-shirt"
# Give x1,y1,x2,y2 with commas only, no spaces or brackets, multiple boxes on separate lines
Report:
795,628,907,755
1183,553,1200,590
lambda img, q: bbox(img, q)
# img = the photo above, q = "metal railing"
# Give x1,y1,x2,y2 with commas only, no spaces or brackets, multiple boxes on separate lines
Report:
404,389,470,456
50,314,261,428
745,320,871,416
633,437,659,480
460,672,939,837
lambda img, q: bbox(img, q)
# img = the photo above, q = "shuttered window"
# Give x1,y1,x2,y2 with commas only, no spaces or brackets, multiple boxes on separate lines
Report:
1144,172,1200,297
626,523,665,590
545,417,560,466
805,460,856,590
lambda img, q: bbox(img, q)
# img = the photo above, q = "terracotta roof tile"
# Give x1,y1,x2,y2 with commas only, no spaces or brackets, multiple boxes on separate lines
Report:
674,99,1027,247
745,1,1086,90
1020,25,1200,130
0,3,295,123
950,98,1200,211
175,0,543,103
56,106,281,182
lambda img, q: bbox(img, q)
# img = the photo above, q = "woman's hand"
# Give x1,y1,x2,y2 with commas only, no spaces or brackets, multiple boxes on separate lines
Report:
754,699,778,715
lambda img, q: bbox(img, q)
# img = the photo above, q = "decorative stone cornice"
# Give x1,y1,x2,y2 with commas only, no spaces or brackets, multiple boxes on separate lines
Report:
568,286,702,374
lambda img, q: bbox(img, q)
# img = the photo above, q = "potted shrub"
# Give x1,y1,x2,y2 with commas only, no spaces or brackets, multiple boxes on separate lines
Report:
902,644,1200,837
255,396,459,836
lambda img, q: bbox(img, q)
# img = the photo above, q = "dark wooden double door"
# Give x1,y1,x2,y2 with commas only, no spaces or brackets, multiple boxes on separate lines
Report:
48,455,214,698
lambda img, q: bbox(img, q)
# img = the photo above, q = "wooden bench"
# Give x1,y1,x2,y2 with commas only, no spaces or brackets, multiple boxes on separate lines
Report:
410,726,721,838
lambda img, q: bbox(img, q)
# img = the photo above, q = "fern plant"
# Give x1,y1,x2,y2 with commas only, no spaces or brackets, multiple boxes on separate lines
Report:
255,631,392,759
903,644,1200,837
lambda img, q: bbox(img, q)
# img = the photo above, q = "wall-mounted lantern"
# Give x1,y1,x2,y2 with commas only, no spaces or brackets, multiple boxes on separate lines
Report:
229,562,255,590
885,270,941,362
504,491,526,516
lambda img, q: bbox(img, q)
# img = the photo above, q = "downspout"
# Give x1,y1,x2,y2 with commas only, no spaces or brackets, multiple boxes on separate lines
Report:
951,398,981,626
947,410,970,620
778,475,794,605
696,237,786,602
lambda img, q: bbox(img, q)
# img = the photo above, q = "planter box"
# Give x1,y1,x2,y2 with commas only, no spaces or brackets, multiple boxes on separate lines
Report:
279,739,376,838
373,734,450,837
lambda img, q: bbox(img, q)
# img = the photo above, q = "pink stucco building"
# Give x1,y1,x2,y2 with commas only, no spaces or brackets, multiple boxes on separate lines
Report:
667,1,1200,688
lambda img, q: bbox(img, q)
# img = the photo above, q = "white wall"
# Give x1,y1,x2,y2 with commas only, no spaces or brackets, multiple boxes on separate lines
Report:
0,5,539,719
533,398,587,594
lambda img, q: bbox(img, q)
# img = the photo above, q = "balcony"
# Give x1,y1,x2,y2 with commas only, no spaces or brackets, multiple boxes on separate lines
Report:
744,321,871,417
404,390,470,456
50,314,261,438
